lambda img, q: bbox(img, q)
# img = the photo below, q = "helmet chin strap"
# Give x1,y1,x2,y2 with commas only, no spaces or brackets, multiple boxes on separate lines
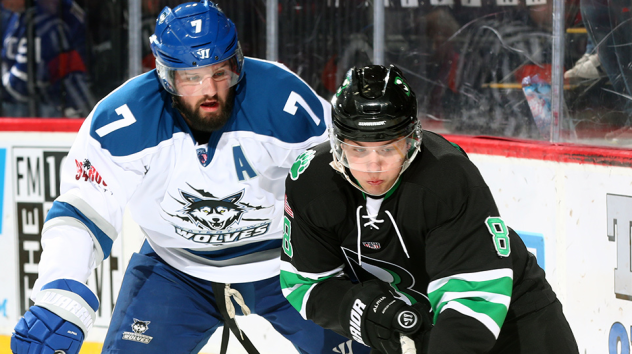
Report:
329,150,419,197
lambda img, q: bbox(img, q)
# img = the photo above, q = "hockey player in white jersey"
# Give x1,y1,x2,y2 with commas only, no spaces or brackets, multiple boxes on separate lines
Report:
10,1,371,354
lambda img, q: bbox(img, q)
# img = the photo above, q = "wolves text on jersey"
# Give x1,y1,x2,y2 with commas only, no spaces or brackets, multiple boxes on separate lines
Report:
164,184,272,244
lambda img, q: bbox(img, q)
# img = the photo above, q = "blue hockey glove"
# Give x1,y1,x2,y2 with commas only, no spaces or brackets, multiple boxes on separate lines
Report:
11,279,99,354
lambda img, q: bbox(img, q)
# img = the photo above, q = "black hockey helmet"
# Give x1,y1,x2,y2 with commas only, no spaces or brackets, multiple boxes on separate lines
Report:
331,64,419,142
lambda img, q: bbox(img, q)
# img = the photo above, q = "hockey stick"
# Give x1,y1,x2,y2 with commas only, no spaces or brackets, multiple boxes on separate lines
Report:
400,334,416,354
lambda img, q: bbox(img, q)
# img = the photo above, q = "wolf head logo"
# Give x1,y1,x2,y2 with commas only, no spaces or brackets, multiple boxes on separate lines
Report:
131,319,150,334
180,190,246,230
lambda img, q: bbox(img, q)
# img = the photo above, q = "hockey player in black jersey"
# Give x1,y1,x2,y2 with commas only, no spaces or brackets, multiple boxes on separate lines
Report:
280,64,579,354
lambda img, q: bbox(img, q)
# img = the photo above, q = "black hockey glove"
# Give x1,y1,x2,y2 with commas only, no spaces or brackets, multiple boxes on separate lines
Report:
407,302,432,354
340,280,431,354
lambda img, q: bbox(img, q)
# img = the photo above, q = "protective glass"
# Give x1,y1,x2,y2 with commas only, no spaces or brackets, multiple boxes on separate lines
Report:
155,49,243,96
332,130,421,173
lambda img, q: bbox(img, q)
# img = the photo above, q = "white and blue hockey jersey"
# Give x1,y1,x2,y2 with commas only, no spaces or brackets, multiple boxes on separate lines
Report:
33,57,331,295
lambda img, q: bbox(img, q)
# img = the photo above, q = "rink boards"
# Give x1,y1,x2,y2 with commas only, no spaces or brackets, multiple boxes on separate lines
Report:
0,121,631,354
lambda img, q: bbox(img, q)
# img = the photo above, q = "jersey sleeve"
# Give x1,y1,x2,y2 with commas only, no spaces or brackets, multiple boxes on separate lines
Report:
35,99,153,296
266,60,333,147
280,165,356,335
239,59,332,169
264,89,331,171
424,183,514,353
281,87,331,168
280,192,347,312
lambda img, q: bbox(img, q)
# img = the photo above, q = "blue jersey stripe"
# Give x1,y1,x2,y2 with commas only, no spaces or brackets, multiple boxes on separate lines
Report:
185,239,282,261
45,201,115,259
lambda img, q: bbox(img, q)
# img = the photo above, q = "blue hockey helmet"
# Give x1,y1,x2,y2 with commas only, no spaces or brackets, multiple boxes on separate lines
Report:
149,0,244,96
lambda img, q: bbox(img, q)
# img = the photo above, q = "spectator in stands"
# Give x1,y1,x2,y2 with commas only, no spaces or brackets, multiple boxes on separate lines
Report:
0,2,12,116
141,0,160,73
1,2,11,33
564,35,604,80
580,0,632,138
1,0,95,118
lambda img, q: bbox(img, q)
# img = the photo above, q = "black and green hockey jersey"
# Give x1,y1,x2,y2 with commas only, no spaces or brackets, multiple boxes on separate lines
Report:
280,130,558,353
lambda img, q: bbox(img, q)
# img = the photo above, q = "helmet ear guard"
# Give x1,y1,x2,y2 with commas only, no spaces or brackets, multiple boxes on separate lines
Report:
150,1,244,96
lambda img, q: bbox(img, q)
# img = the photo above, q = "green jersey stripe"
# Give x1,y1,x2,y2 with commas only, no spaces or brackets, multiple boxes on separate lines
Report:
280,270,319,317
428,268,513,293
440,301,504,338
429,277,512,301
279,260,345,280
429,277,512,306
437,297,509,327
279,265,343,318
427,269,512,333
282,279,316,318
436,291,511,310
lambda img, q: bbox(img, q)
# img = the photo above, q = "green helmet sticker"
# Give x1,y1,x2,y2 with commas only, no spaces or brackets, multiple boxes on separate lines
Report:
290,150,316,180
336,76,351,97
394,76,410,96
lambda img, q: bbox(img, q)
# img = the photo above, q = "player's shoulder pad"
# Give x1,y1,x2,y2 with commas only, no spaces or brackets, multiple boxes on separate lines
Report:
413,130,488,191
233,58,330,144
87,70,186,157
285,142,352,224
286,142,337,195
423,131,469,158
